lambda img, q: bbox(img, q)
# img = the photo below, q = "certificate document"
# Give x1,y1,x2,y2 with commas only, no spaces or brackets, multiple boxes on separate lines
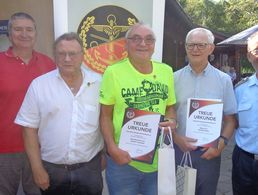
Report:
186,98,223,147
118,108,163,164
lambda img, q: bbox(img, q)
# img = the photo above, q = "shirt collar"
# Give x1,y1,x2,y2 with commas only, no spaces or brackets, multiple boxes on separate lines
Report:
56,66,100,85
5,47,38,61
5,47,14,57
248,74,258,87
187,62,211,76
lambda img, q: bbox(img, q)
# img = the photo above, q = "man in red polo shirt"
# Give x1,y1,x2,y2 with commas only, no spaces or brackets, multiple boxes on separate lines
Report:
0,12,55,195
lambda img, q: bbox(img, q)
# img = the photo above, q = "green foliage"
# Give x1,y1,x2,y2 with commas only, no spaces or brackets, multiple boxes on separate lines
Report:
240,57,255,74
176,0,257,77
224,0,258,33
177,0,258,35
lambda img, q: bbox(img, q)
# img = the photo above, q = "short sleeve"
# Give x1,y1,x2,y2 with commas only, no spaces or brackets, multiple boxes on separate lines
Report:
15,81,40,128
167,67,176,106
99,67,116,105
223,77,237,115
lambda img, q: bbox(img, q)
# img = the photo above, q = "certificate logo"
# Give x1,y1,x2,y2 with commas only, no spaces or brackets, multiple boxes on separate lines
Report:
191,101,200,109
126,109,135,119
77,5,138,74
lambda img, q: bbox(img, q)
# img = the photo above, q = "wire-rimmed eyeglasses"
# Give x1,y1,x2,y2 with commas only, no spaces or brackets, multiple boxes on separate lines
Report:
127,35,156,45
185,43,210,50
56,51,82,60
249,48,258,55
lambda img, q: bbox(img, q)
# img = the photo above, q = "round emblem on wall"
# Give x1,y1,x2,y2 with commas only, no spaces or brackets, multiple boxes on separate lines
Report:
77,5,138,74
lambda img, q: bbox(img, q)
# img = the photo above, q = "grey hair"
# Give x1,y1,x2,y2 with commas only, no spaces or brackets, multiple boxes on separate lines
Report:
53,32,84,52
8,12,36,34
125,21,156,40
247,31,258,52
186,28,215,44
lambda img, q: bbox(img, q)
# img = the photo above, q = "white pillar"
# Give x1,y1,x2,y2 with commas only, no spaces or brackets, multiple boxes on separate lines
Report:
53,0,68,39
152,0,165,62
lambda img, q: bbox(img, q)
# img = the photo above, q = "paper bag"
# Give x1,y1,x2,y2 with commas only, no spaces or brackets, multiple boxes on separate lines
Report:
158,127,176,195
176,152,197,195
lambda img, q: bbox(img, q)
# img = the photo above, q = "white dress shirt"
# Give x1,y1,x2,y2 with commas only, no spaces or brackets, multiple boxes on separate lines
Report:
15,67,104,164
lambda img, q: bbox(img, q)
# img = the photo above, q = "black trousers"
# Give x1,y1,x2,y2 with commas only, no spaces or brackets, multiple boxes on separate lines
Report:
232,145,258,195
41,153,103,195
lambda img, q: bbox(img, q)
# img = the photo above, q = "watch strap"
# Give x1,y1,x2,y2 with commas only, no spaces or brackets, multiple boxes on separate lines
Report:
219,135,229,145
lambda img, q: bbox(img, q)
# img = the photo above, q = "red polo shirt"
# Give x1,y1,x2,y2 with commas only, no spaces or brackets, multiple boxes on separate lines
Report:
0,47,56,153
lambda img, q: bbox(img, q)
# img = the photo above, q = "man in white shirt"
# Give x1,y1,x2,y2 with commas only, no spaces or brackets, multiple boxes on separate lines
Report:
15,32,104,195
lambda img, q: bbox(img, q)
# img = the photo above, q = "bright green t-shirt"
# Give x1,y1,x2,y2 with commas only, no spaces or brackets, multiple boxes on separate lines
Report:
100,58,176,172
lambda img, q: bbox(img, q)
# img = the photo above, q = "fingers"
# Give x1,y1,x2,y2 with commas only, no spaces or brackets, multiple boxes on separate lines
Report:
32,167,50,191
39,179,50,191
201,148,220,160
159,120,177,130
174,134,198,152
186,137,198,142
126,153,132,162
188,145,198,151
101,153,107,171
111,148,131,165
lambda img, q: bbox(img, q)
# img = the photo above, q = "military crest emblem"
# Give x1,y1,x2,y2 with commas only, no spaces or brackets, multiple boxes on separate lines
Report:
77,5,138,74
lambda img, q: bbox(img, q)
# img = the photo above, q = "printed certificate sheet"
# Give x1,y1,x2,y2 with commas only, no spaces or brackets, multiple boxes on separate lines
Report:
186,98,223,147
118,108,163,164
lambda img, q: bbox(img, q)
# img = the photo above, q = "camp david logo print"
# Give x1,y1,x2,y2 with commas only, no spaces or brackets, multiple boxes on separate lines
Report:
122,80,169,113
77,5,138,74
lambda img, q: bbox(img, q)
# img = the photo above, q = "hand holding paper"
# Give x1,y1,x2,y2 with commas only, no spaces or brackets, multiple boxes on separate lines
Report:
118,108,162,164
185,98,223,148
108,145,131,165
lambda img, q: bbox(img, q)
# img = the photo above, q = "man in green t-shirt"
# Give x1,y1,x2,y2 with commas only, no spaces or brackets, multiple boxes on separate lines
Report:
100,22,177,195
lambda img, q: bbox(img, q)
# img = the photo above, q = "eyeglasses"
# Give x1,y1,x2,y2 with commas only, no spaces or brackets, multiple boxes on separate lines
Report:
127,35,155,45
185,43,210,50
250,48,258,55
56,51,82,60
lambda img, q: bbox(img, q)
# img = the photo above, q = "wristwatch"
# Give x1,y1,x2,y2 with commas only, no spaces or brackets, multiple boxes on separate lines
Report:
219,135,229,146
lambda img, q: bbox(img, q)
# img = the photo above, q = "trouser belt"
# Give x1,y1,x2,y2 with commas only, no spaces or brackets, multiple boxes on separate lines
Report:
237,145,258,160
42,152,100,171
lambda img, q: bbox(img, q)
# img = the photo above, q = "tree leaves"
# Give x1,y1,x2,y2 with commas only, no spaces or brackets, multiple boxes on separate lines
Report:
177,0,258,35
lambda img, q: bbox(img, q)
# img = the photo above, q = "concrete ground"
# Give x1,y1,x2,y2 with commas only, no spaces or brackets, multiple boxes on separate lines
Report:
216,137,235,195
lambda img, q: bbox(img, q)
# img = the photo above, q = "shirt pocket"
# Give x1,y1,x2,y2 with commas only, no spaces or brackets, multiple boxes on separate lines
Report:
237,103,252,127
84,104,99,127
238,103,251,112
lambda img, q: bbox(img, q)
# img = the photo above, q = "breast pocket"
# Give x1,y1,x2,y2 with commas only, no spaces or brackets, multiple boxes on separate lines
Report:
237,103,252,126
84,104,100,127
